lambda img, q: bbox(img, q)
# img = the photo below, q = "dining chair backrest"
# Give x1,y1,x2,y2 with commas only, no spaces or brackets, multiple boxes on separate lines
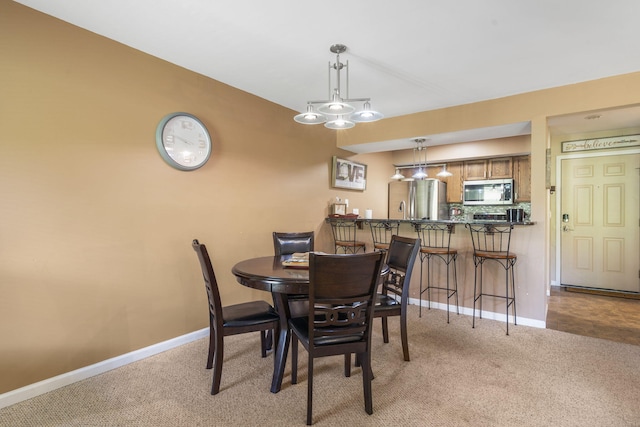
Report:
272,231,314,256
308,252,385,346
382,235,421,300
192,239,224,330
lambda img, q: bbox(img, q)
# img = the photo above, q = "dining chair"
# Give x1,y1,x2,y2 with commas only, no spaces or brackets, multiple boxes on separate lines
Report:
373,235,420,361
466,223,518,335
329,218,366,254
289,251,385,425
368,220,401,253
192,239,280,395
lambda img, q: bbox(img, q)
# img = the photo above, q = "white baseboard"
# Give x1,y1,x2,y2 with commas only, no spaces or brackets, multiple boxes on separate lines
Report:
408,297,546,329
0,328,209,410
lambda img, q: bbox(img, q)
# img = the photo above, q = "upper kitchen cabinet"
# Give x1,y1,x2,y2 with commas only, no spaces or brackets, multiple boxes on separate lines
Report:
488,157,513,178
513,155,531,202
442,162,463,203
463,157,513,180
463,160,487,180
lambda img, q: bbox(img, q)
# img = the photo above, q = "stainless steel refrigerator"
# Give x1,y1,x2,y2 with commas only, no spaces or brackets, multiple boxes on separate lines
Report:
388,178,449,220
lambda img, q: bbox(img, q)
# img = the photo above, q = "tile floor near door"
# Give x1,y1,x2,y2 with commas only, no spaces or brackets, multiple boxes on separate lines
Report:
546,286,640,346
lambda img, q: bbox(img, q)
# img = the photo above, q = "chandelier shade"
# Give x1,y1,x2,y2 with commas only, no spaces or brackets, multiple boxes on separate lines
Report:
294,105,327,125
351,101,384,123
325,117,355,129
293,44,382,129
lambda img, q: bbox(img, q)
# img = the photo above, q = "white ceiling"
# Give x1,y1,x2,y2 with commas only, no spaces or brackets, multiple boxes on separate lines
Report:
15,0,640,152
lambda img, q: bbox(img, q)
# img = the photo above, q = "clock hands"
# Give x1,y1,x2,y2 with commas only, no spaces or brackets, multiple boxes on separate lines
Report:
174,135,193,145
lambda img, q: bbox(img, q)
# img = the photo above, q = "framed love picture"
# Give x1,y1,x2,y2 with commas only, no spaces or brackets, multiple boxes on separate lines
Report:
331,156,367,191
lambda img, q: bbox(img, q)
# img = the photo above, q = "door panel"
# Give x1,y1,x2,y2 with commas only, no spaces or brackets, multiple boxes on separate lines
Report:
560,153,640,292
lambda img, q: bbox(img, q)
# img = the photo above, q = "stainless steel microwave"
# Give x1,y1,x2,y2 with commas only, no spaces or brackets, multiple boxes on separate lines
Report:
463,178,514,205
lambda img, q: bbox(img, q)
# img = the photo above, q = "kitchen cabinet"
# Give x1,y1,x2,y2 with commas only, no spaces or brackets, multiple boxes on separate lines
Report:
464,160,487,180
488,157,513,178
442,162,463,203
514,155,531,201
463,157,513,180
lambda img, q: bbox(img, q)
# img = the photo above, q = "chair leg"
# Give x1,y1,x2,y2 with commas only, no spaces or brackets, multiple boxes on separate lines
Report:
453,257,460,315
511,261,517,325
400,308,410,361
344,353,351,377
472,258,479,329
265,329,273,351
418,256,424,317
381,317,389,343
360,351,373,415
211,330,224,395
306,355,314,425
260,330,268,358
291,334,298,384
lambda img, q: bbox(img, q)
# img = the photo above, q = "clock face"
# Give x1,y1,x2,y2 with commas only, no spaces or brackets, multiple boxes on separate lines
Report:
156,113,212,170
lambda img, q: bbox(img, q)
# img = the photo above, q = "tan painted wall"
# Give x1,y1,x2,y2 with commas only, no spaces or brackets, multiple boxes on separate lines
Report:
0,2,391,393
3,0,640,395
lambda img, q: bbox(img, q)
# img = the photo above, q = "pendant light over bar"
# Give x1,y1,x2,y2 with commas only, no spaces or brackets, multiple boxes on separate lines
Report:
436,164,453,177
294,44,383,129
412,138,428,179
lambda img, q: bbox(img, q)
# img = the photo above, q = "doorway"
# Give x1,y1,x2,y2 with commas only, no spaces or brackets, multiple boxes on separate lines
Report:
556,150,640,293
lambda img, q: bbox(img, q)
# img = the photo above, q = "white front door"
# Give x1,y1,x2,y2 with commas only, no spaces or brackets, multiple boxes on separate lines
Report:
560,153,640,292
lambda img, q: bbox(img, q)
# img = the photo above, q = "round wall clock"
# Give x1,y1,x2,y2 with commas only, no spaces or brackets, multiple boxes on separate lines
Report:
156,112,212,171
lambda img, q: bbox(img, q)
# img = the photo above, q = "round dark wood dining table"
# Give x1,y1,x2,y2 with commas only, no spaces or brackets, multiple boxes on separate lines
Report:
232,255,309,393
232,255,388,394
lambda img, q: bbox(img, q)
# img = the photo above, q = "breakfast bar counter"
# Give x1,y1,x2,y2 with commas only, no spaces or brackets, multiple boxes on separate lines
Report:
324,216,539,327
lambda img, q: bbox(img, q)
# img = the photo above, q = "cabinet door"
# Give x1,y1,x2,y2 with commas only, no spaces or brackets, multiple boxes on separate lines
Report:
443,162,463,203
464,160,487,180
488,157,513,178
514,155,531,201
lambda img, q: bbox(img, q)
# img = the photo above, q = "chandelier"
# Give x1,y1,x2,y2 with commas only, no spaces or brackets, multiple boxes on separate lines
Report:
294,44,383,129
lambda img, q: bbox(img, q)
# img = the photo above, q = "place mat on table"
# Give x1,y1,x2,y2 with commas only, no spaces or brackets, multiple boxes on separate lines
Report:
282,252,309,268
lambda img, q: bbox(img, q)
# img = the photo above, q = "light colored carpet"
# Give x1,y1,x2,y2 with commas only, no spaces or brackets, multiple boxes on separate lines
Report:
1,306,639,426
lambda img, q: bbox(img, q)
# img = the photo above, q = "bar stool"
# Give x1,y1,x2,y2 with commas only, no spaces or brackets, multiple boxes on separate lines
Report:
329,218,366,254
466,223,517,335
414,222,459,322
368,220,401,253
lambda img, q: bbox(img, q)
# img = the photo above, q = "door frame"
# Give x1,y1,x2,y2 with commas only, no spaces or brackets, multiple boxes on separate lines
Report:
554,147,640,287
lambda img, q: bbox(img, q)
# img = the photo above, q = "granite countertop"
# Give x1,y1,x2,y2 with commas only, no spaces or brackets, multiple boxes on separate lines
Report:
326,217,534,225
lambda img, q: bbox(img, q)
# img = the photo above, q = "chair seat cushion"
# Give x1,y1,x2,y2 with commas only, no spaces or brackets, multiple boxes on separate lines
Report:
335,240,366,247
421,247,457,255
475,250,517,260
289,316,364,346
375,293,401,310
223,300,279,327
